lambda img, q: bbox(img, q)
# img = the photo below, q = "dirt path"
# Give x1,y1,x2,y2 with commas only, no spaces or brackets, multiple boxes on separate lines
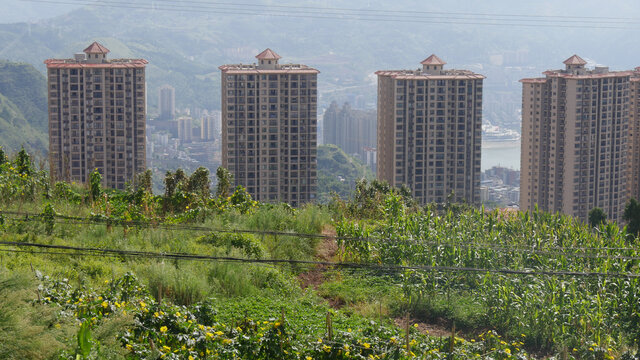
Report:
298,225,338,290
393,317,453,338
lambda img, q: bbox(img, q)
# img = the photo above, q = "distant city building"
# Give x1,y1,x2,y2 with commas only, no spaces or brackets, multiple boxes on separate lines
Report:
364,146,377,173
481,166,520,207
376,55,484,204
201,111,221,141
158,85,175,120
484,166,519,187
323,102,376,161
45,41,147,190
178,116,193,143
520,55,637,222
219,49,319,206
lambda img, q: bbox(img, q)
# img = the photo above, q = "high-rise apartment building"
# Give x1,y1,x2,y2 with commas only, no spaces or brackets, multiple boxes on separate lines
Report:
376,55,484,204
158,85,175,120
219,49,319,206
45,42,147,190
520,55,635,222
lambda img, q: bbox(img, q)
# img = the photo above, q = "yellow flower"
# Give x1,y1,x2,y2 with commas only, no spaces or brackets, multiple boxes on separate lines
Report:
162,345,171,352
189,357,194,360
126,344,133,350
101,301,108,308
363,343,371,349
222,338,232,344
160,326,168,333
505,348,511,355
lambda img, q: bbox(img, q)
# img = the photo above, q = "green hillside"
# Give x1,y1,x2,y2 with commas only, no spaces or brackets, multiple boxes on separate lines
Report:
0,60,48,133
317,144,373,202
0,60,48,154
0,92,47,154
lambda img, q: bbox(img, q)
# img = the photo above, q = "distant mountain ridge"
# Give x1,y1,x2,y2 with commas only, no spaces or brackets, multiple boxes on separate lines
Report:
0,60,48,154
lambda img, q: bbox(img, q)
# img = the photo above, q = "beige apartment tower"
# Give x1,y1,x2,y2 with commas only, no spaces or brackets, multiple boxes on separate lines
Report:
376,55,484,205
219,49,318,206
45,42,147,190
520,55,636,222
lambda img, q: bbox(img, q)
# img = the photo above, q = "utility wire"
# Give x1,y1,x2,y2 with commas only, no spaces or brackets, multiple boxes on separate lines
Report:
0,240,638,278
3,210,640,257
19,0,640,29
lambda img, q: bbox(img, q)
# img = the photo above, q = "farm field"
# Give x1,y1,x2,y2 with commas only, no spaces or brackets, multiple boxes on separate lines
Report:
0,148,638,359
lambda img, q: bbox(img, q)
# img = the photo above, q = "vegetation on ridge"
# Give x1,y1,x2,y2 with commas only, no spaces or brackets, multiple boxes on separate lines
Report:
0,147,638,359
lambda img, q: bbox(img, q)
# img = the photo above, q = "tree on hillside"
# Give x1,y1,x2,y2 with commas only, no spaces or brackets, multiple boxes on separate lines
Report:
216,167,233,199
187,167,210,201
588,207,607,228
135,169,153,194
623,198,640,238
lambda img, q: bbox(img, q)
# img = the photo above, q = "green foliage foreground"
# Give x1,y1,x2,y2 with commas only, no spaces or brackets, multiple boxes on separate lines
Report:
0,147,638,359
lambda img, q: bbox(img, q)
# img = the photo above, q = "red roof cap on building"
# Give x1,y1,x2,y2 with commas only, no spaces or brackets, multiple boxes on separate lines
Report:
563,54,587,65
420,54,446,65
83,41,110,54
255,48,281,60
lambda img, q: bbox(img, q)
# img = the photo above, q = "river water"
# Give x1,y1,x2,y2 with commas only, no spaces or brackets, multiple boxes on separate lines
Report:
481,141,520,171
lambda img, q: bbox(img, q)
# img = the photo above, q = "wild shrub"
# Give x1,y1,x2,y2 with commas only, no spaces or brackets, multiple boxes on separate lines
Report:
197,232,265,259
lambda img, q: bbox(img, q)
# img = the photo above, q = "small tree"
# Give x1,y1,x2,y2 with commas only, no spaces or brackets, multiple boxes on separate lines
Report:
89,169,102,202
187,167,210,201
215,167,233,198
173,169,187,191
588,207,607,228
164,171,176,198
623,198,640,238
14,146,32,176
135,169,153,194
0,146,7,165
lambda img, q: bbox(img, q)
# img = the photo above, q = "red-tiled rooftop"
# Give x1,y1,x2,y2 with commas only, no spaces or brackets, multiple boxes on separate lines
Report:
375,70,484,80
563,54,587,65
521,69,636,83
255,48,281,60
44,59,148,68
83,41,110,54
543,70,635,78
420,54,446,65
218,64,319,74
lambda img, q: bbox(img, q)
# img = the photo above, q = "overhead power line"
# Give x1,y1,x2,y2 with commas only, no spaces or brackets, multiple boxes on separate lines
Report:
0,240,638,279
19,0,640,30
2,209,640,259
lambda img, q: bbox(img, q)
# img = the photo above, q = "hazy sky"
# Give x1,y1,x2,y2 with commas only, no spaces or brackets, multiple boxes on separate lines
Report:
2,1,80,23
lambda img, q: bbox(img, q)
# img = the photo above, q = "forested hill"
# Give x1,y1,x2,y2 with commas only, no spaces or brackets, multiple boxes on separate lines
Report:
0,60,48,154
